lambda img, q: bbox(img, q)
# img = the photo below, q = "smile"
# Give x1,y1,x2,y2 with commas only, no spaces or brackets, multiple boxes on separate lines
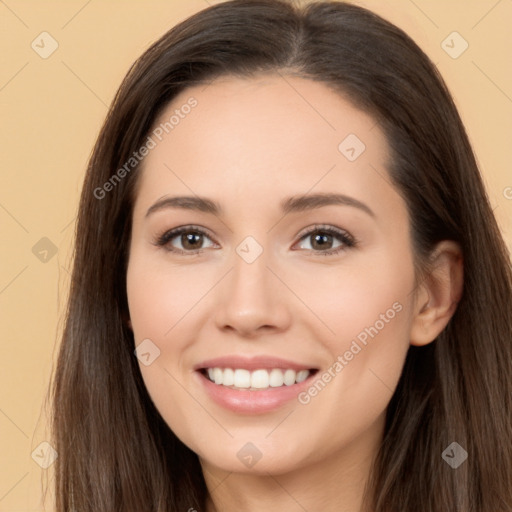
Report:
194,356,320,414
203,367,315,390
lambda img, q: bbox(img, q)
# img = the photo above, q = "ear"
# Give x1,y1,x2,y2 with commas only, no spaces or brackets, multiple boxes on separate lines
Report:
410,240,463,346
122,310,133,331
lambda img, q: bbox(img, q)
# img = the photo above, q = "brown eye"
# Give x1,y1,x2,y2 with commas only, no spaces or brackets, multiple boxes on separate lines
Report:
295,225,356,255
310,232,336,250
155,226,216,254
180,232,204,251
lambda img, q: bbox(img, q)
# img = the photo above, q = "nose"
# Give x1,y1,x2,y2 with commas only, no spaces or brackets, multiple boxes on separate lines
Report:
213,249,292,338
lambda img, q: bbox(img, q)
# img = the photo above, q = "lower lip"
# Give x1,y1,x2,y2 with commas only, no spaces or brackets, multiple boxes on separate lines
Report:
196,371,316,414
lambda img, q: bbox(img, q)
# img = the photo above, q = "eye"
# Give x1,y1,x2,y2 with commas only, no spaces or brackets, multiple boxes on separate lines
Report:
154,224,357,256
154,225,217,254
294,225,356,256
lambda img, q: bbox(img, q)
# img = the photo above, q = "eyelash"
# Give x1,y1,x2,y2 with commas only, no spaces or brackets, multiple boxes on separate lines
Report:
153,224,357,256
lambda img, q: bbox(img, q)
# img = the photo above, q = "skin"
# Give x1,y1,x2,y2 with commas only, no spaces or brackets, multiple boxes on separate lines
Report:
126,74,463,512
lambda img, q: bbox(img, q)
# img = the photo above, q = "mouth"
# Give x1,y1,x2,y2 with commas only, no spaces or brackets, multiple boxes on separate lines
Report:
193,356,320,414
199,367,319,391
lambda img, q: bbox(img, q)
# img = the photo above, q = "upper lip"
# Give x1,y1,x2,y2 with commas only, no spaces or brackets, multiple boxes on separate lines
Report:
194,355,318,372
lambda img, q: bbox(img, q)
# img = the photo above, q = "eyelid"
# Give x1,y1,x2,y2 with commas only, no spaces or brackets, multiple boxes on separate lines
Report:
295,224,355,244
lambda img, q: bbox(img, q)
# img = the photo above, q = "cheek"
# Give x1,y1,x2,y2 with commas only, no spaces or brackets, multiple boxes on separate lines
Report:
293,250,415,434
292,243,414,354
299,304,411,460
126,255,210,447
126,251,211,343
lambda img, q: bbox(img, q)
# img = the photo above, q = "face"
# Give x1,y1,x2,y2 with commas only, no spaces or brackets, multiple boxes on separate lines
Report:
126,74,418,476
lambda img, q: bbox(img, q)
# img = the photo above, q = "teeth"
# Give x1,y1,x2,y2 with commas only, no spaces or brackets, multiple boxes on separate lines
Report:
269,368,284,387
223,368,234,386
296,370,309,383
213,367,223,385
204,367,312,389
283,369,296,386
233,369,251,388
251,369,269,389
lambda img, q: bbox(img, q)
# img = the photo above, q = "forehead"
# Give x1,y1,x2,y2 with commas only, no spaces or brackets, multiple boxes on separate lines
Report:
133,74,399,221
160,74,383,155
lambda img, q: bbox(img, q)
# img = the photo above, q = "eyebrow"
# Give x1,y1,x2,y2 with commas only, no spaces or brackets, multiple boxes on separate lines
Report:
145,192,375,218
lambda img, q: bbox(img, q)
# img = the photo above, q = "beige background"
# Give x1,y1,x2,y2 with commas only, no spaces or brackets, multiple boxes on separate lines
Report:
1,0,511,509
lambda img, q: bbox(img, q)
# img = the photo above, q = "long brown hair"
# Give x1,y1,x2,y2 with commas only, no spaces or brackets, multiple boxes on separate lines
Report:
49,1,512,510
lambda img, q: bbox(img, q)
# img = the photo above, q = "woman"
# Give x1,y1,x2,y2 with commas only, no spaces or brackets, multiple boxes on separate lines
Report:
50,0,512,510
